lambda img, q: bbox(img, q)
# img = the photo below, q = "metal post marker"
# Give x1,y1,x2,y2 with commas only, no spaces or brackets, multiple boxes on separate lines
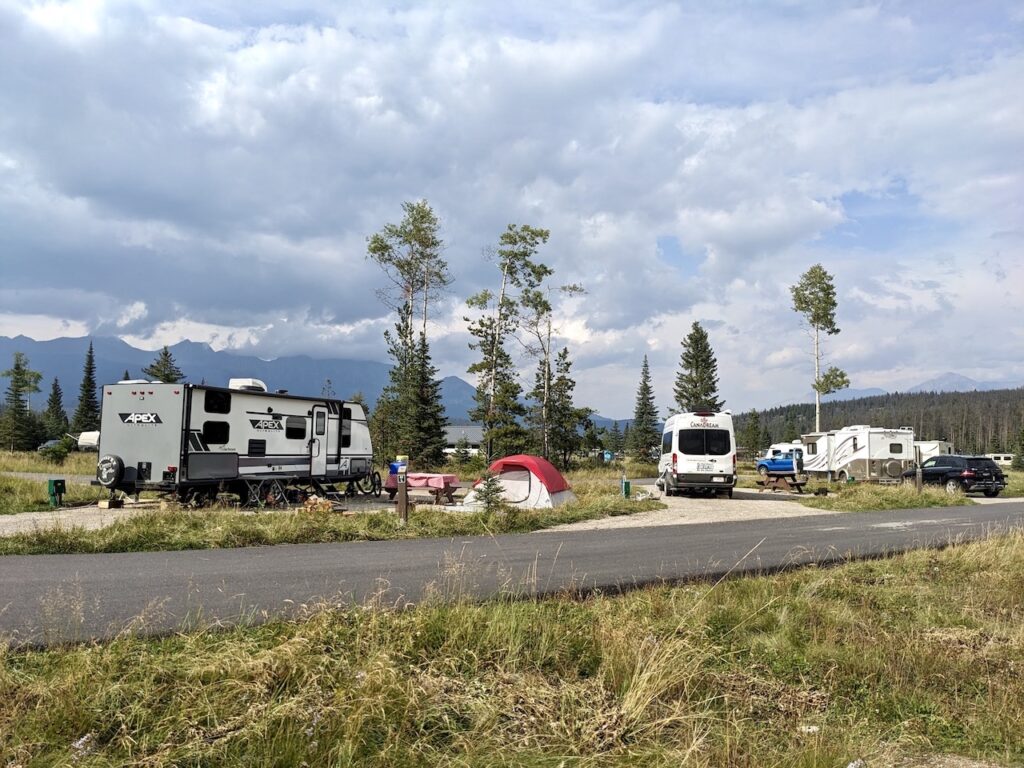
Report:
397,462,408,526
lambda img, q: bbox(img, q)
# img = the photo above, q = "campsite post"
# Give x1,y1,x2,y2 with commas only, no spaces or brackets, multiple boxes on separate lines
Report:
397,461,408,526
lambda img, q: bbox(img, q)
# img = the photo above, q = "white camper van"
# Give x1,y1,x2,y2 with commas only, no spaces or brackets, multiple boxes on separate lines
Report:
801,425,914,482
657,411,736,497
94,378,378,504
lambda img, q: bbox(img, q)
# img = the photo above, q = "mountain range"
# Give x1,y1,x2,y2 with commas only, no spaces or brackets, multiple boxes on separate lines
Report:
2,336,1019,426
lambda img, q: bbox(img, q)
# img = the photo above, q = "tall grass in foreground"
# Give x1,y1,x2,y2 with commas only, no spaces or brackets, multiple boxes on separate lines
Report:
2,532,1022,766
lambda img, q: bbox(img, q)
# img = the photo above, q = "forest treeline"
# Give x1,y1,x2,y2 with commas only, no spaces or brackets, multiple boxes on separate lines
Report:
735,388,1024,454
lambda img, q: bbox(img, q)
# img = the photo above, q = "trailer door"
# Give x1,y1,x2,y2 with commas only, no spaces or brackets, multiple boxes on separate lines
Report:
310,405,328,477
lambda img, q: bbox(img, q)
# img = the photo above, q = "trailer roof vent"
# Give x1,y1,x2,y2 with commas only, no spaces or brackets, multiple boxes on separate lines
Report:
228,378,268,392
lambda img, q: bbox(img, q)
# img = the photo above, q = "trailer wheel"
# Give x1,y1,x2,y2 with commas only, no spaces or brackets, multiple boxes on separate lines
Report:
97,454,124,488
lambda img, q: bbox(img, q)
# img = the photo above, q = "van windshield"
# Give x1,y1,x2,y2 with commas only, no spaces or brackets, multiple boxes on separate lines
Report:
677,429,731,456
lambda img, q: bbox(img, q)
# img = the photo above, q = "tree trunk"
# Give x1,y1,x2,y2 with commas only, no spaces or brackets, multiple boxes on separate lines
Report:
813,326,821,432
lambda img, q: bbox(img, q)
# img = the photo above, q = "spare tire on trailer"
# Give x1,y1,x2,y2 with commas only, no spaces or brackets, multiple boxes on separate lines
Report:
97,454,124,488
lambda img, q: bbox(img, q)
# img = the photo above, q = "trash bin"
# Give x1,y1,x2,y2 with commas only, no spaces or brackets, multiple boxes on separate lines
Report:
621,478,631,498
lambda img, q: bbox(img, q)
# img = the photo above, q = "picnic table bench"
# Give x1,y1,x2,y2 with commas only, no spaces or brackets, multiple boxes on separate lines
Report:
756,475,809,494
384,472,460,505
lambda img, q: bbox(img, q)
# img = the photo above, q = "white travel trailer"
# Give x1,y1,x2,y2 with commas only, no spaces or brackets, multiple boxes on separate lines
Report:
94,378,378,504
800,425,915,482
657,410,736,497
915,440,955,462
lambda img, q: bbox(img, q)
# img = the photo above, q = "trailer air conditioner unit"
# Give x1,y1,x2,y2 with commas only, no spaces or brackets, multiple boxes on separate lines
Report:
228,378,268,392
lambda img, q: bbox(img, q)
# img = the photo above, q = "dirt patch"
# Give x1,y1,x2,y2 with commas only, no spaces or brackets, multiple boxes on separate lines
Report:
542,489,843,532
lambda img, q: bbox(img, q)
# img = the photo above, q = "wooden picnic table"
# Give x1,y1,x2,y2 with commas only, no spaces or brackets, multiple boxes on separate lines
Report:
384,472,460,505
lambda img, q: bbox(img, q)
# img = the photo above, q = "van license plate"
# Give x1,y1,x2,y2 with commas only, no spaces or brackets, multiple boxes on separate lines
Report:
712,477,725,482
697,462,713,472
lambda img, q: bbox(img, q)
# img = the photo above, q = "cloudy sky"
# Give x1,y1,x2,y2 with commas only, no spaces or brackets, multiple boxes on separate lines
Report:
1,1,1022,417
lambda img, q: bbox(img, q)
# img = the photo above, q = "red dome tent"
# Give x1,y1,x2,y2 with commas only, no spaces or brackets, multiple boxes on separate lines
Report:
464,454,577,509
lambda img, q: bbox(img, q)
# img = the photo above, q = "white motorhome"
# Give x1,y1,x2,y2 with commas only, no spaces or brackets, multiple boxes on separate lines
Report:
985,453,1015,466
94,378,378,504
800,425,915,482
915,440,955,462
656,411,736,497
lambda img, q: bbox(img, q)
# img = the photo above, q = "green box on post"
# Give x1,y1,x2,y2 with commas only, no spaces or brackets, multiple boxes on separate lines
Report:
48,478,66,507
621,478,631,498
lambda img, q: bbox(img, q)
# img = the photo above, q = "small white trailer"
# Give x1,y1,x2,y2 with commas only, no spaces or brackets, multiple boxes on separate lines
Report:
800,425,915,482
915,440,955,462
94,378,379,504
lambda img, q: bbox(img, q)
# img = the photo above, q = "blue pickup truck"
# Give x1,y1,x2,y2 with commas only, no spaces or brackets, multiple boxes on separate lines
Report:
756,447,804,478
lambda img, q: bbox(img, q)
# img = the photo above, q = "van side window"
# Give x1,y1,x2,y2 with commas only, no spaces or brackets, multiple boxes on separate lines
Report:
203,421,229,445
341,407,352,448
205,391,231,414
285,416,306,440
661,432,671,453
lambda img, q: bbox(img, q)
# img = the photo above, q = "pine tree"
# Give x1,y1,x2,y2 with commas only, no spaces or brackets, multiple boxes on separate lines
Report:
71,342,100,433
0,352,43,451
791,264,849,431
607,421,624,454
547,348,591,470
627,356,660,461
122,369,131,381
466,224,550,460
740,409,762,458
142,346,184,383
674,321,724,412
43,377,69,440
407,333,448,468
760,426,773,450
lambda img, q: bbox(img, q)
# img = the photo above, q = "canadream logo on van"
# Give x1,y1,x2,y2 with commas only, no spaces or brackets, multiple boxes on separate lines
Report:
119,412,162,424
250,418,284,430
689,419,717,428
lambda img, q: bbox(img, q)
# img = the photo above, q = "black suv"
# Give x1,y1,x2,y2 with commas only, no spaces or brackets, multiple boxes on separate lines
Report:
901,455,1007,497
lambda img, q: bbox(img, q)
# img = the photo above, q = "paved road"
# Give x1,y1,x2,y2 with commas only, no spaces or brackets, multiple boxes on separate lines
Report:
2,502,1023,647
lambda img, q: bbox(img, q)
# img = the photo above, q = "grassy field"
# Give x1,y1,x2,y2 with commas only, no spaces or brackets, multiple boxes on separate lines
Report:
0,476,108,516
797,482,975,512
2,531,1021,766
0,450,98,475
0,473,661,555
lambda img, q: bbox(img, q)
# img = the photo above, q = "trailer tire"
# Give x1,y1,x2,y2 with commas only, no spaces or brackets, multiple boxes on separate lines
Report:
97,454,124,488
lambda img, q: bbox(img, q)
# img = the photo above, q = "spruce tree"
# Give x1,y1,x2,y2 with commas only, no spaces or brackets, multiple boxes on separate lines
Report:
0,352,43,451
627,356,660,461
607,421,624,454
408,333,448,468
122,369,131,381
740,409,762,458
71,342,100,433
674,321,724,412
142,346,184,383
547,348,591,470
43,377,69,440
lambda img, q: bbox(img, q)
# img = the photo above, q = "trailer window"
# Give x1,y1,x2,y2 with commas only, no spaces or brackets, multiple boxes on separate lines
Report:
806,443,817,455
285,417,306,440
341,407,351,448
315,411,326,436
205,391,231,414
889,443,903,454
203,421,230,445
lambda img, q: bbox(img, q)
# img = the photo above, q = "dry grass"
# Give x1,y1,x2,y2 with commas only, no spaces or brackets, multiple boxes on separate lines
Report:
0,450,97,475
798,482,974,512
2,531,1022,765
0,476,108,516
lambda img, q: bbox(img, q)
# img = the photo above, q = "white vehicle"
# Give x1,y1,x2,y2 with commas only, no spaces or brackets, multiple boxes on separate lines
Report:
800,425,914,482
94,378,378,504
985,453,1015,466
656,411,736,497
915,440,955,462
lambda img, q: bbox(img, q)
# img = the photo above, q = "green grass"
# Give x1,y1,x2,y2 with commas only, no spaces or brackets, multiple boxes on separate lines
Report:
1001,469,1023,498
3,532,1022,766
0,450,97,475
797,482,975,512
0,476,108,516
0,487,661,556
